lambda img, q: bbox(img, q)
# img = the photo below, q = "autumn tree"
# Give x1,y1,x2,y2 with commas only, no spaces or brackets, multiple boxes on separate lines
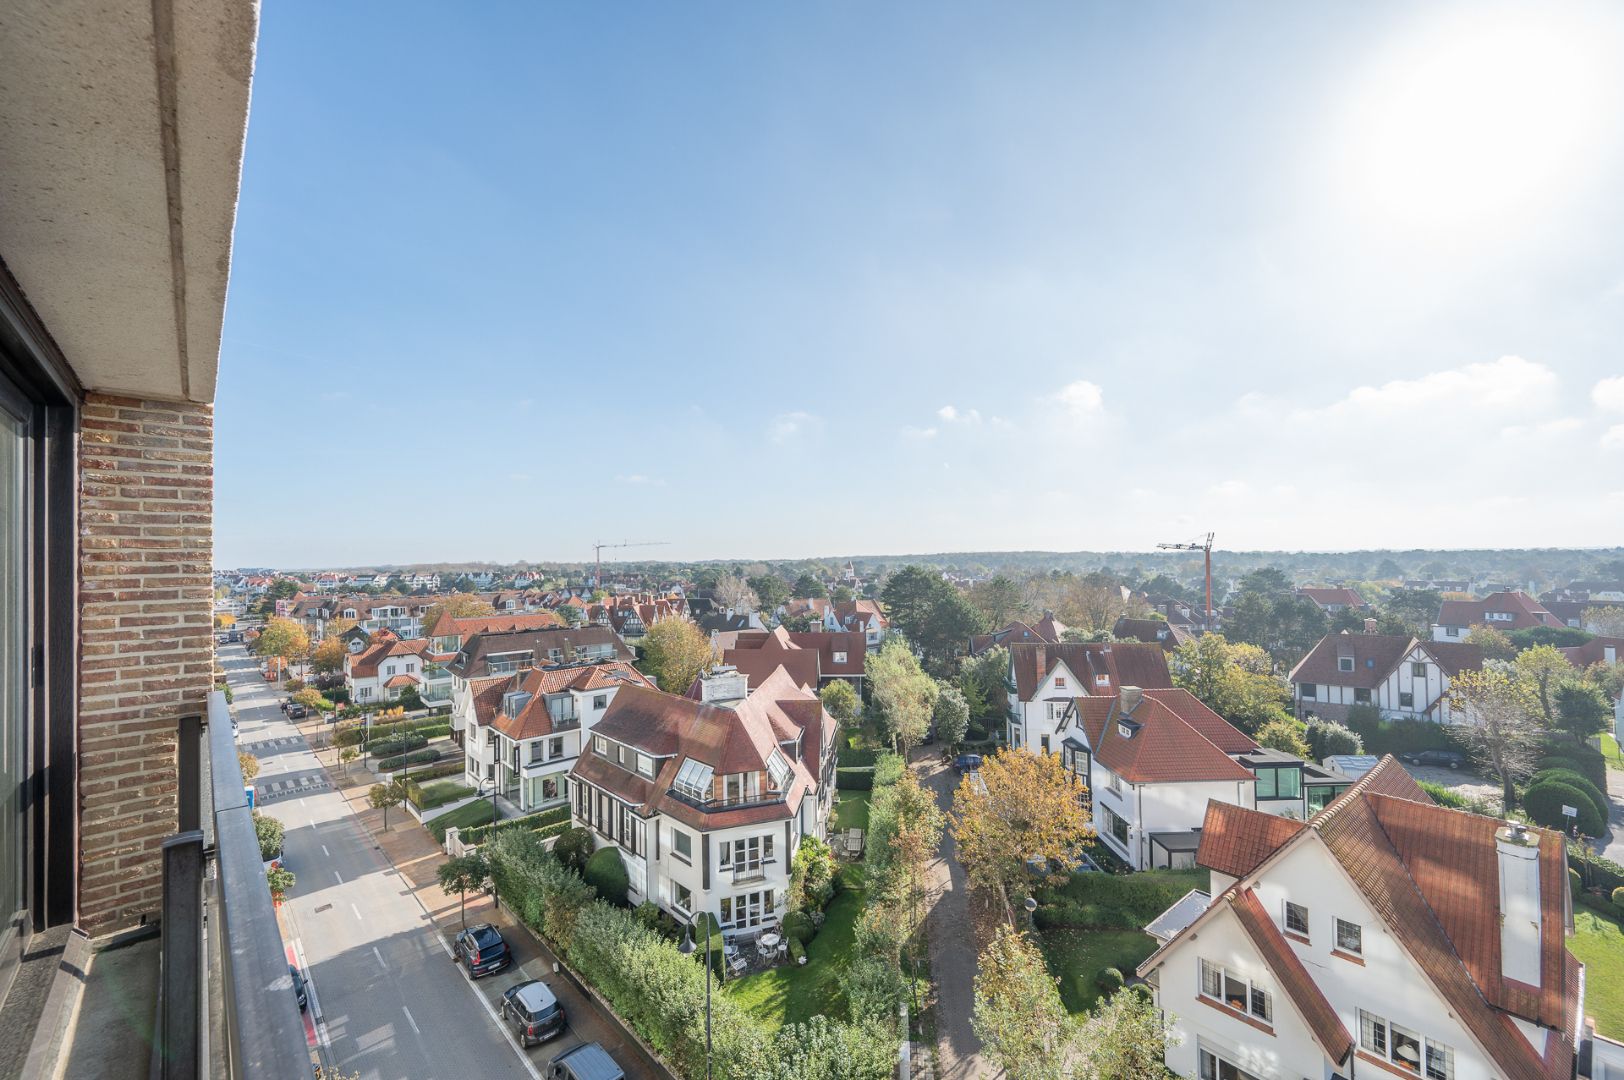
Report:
1072,986,1178,1079
968,575,1025,627
952,748,1093,896
254,617,310,664
1582,606,1624,638
819,679,861,728
419,594,494,635
238,751,260,782
639,617,715,694
1463,625,1515,661
311,636,348,674
1171,634,1292,734
1449,667,1542,809
972,925,1071,1080
868,638,938,751
1514,645,1573,730
1057,573,1148,636
713,574,759,613
932,684,970,749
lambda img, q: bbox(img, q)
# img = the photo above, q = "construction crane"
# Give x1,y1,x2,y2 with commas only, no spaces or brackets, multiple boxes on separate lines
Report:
592,540,669,590
1157,531,1216,621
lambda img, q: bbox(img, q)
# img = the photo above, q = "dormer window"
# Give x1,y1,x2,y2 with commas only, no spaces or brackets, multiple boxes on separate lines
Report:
502,690,532,717
766,751,791,791
1094,674,1110,688
833,651,847,664
1337,657,1354,672
674,758,714,801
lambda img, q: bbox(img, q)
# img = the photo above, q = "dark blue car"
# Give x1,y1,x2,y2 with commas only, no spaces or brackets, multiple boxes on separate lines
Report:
453,923,512,979
953,753,983,774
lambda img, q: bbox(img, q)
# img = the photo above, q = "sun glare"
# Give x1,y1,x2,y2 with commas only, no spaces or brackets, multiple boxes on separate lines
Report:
1340,11,1614,230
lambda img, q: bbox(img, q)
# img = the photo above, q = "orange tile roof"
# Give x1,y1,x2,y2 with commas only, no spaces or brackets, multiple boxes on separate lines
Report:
1076,694,1256,784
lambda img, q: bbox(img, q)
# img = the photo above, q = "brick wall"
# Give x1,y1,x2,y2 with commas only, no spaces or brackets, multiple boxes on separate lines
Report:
78,393,214,935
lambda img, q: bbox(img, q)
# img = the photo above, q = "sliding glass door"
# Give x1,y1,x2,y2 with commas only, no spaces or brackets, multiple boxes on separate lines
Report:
0,376,30,999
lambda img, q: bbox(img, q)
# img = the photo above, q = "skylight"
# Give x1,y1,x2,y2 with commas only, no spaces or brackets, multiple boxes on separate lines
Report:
674,758,714,801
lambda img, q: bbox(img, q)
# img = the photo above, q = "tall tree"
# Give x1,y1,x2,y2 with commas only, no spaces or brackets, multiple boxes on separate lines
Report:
1171,635,1291,734
1058,573,1147,636
972,925,1072,1080
819,680,861,728
311,636,348,674
748,574,791,611
419,593,495,635
639,617,715,693
880,566,943,643
968,575,1024,627
714,574,759,613
1554,682,1612,743
868,638,938,751
1449,667,1542,809
1464,625,1516,661
932,684,970,750
791,572,827,599
1379,589,1443,638
959,645,1011,727
952,748,1093,896
1582,606,1624,638
254,617,310,664
1515,644,1574,730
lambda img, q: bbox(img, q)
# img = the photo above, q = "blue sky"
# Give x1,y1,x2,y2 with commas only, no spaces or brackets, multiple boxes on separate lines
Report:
216,1,1624,567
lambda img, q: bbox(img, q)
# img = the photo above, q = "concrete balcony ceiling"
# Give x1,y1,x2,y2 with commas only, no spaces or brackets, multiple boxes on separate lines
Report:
0,0,257,403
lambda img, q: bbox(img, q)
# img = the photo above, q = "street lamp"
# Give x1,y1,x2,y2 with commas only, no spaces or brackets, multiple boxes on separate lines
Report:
478,776,500,829
677,912,714,1080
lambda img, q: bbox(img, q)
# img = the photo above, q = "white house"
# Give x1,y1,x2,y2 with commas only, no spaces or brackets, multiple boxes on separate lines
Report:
460,659,654,811
1138,756,1580,1080
344,632,430,704
444,625,632,741
1006,641,1173,755
1289,632,1483,725
1432,590,1561,642
567,665,837,939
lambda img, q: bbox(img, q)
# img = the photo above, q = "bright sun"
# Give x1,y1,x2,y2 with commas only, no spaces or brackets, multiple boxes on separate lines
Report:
1340,10,1614,230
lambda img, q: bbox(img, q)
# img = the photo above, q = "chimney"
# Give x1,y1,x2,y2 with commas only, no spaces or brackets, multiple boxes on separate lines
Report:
1364,618,1378,634
1606,644,1618,665
1495,822,1543,987
1120,685,1144,715
698,665,749,707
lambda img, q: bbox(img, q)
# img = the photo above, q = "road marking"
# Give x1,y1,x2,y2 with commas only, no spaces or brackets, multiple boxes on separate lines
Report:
350,902,362,921
333,871,343,885
322,845,330,857
402,1005,421,1035
292,937,333,1055
373,945,387,970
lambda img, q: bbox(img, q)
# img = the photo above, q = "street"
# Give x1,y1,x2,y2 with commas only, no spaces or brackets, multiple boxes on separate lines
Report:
223,646,544,1080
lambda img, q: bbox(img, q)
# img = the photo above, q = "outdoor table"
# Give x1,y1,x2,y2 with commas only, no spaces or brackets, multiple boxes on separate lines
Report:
758,932,781,956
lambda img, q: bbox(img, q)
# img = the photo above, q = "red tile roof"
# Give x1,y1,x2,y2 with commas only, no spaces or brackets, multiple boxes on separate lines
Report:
970,620,1056,655
345,637,430,680
1229,888,1354,1061
490,661,654,741
1436,590,1560,631
1288,632,1414,690
1009,642,1172,701
1076,693,1256,784
427,611,562,641
1195,800,1305,878
1295,587,1367,609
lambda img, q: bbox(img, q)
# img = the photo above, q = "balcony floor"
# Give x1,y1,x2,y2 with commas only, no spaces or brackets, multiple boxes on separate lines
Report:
0,925,72,1077
62,934,159,1080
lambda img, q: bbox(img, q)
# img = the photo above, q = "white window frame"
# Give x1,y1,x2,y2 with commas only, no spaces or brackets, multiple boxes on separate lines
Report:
1338,656,1355,672
1336,917,1363,955
1198,958,1272,1024
1284,900,1309,937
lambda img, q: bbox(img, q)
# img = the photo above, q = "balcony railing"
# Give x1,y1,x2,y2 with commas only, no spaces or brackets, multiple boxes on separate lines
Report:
155,691,309,1078
666,786,789,812
730,858,776,884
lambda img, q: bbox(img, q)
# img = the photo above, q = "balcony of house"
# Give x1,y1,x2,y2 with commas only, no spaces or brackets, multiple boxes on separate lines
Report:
25,691,308,1078
666,786,790,813
729,858,778,885
485,658,533,676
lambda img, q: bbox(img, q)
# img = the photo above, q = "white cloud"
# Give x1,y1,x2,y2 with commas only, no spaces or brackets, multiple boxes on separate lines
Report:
768,411,822,444
509,472,532,482
1051,380,1105,418
1603,424,1624,450
1305,355,1555,419
901,425,938,440
614,473,663,486
1593,375,1624,413
1500,417,1583,439
937,405,982,424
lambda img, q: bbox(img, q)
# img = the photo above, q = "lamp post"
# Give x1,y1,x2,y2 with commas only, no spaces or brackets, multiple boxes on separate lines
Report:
478,776,500,829
677,912,714,1080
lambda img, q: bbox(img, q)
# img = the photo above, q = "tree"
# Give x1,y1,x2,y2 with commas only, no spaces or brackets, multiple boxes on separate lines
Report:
882,566,988,672
253,812,285,862
437,851,490,927
266,865,295,903
972,925,1071,1080
1515,645,1574,730
1304,717,1363,759
831,585,855,604
868,638,938,752
238,751,260,782
968,575,1024,627
1378,589,1442,638
269,578,301,600
1072,985,1178,1080
952,748,1093,896
880,566,943,644
1555,682,1612,743
1464,625,1516,661
368,779,407,831
292,687,334,711
1170,635,1291,734
1449,667,1542,809
713,574,759,613
791,572,827,599
419,594,495,635
932,684,970,750
1058,573,1146,636
749,574,790,611
310,636,348,674
254,617,310,664
819,679,861,728
639,617,715,694
1582,606,1624,638
1255,717,1310,759
339,746,358,778
960,645,1011,727
553,826,594,875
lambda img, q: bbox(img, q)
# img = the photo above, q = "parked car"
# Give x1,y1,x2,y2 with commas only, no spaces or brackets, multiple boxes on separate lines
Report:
500,979,566,1046
547,1043,624,1080
290,963,307,1012
953,753,983,774
287,703,308,720
1400,748,1466,769
453,923,512,979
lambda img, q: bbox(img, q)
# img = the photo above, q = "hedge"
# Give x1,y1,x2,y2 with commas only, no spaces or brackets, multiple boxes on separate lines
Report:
460,805,572,846
584,847,629,906
1530,769,1609,826
1524,779,1605,837
406,779,473,811
1342,713,1464,758
367,734,428,758
838,747,880,768
1571,842,1624,895
836,767,875,791
1537,744,1607,792
377,748,439,771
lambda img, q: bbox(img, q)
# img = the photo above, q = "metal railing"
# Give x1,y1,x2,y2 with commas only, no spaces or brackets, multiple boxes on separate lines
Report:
155,691,309,1079
730,858,776,884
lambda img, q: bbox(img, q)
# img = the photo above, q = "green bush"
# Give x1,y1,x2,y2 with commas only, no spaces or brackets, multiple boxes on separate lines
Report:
1342,713,1463,758
1509,626,1592,650
1305,717,1363,759
1529,769,1609,826
838,747,880,767
872,752,905,788
782,910,815,944
407,779,473,811
788,937,806,965
584,847,629,906
253,812,284,862
460,805,573,846
1417,780,1468,808
377,748,439,771
1096,966,1125,994
1537,744,1607,791
1613,886,1624,907
553,827,594,874
367,733,428,757
1524,780,1605,837
836,767,875,790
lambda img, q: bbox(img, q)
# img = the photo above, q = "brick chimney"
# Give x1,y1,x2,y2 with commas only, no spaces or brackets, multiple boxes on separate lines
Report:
1495,822,1543,987
1120,685,1144,715
1364,617,1378,634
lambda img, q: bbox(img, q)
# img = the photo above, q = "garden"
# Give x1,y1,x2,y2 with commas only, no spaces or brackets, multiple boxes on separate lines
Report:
1570,907,1624,1038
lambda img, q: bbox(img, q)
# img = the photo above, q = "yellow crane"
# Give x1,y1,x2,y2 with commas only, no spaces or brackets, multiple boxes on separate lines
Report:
1157,531,1216,621
592,540,669,590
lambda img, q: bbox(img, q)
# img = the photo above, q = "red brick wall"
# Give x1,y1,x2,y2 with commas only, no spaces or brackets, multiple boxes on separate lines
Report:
78,393,214,935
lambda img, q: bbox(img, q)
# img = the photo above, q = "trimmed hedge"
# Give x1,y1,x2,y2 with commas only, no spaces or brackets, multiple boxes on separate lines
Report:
585,847,629,906
1524,779,1605,837
836,767,875,790
406,779,473,811
838,747,880,768
1343,714,1464,758
367,733,428,758
1530,769,1609,826
460,804,572,846
377,748,439,771
1537,744,1607,792
1570,842,1624,895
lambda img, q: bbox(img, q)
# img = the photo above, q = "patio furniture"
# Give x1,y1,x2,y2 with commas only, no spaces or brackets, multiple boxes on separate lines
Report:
757,931,782,959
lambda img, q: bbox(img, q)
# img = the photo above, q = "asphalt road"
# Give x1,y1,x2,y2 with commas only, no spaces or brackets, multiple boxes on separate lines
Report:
223,647,545,1080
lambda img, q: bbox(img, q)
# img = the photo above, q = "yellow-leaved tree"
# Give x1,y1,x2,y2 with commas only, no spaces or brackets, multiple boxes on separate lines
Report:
951,748,1093,898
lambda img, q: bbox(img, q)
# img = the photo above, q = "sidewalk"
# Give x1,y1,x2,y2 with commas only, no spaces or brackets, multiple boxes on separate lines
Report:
290,714,668,1078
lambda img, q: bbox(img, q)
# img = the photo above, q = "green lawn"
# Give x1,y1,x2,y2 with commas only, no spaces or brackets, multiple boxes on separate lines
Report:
722,887,865,1030
833,791,871,833
1601,734,1624,772
1571,909,1624,1038
1037,928,1161,1014
427,798,495,842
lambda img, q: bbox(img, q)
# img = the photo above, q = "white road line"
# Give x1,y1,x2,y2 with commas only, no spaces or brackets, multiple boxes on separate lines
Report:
372,945,387,970
292,937,333,1055
402,1006,421,1035
351,903,362,921
322,845,330,857
334,870,343,885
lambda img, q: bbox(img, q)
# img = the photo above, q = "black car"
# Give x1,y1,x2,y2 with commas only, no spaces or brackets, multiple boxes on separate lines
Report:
501,979,566,1046
953,753,983,774
453,923,512,979
1401,748,1466,769
287,703,308,720
290,963,307,1012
